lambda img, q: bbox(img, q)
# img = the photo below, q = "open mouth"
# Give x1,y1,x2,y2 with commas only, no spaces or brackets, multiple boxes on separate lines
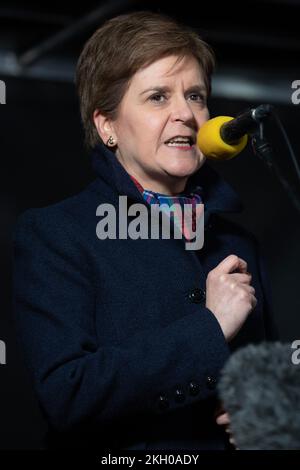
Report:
164,135,196,148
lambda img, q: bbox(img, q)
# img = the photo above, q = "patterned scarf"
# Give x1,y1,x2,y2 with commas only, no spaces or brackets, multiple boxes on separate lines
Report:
130,176,204,240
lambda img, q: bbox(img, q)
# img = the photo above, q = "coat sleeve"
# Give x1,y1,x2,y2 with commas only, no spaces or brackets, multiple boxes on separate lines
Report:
12,207,230,433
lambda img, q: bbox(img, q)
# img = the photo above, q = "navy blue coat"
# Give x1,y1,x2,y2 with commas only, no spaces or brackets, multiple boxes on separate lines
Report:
13,143,278,450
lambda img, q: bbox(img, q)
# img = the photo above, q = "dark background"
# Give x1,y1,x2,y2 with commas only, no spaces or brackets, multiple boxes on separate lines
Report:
0,0,299,449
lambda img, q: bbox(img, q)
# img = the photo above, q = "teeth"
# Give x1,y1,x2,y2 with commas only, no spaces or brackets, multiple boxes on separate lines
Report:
167,142,191,147
166,137,192,144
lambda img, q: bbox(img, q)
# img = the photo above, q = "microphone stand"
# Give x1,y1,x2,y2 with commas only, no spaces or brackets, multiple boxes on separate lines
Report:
250,121,300,214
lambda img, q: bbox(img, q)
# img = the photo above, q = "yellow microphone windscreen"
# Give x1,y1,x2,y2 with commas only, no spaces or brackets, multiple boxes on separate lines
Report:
197,116,248,160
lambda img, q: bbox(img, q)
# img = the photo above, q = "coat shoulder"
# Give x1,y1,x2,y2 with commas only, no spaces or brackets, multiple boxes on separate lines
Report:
14,178,108,232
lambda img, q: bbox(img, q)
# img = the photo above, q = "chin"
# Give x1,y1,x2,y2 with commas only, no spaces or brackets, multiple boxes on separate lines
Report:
166,156,205,177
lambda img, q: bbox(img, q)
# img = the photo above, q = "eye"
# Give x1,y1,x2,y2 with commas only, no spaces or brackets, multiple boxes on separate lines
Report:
149,93,166,103
188,93,207,104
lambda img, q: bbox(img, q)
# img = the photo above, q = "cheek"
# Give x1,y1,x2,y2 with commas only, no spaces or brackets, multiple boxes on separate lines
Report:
143,113,166,138
128,118,164,154
128,114,159,142
115,120,141,155
198,109,210,126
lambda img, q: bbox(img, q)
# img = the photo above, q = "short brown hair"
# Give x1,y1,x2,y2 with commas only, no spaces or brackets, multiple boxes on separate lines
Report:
75,11,215,149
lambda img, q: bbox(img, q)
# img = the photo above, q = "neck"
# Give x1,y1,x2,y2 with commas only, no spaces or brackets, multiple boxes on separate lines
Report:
115,150,189,195
138,177,188,195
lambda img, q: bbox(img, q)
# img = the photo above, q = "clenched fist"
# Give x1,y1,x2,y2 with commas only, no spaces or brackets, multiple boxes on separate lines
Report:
206,254,257,341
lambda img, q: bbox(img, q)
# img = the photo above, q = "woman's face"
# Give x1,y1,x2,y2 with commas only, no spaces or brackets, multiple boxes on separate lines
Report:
98,54,209,194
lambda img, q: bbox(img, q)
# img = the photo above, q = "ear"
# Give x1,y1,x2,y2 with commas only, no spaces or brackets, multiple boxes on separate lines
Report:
93,109,116,144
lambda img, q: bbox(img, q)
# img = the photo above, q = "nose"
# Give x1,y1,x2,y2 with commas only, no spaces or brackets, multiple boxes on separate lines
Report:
172,97,195,122
170,95,195,124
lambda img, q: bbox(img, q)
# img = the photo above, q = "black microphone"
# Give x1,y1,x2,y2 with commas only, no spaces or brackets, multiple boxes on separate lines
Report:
197,104,273,160
221,104,273,144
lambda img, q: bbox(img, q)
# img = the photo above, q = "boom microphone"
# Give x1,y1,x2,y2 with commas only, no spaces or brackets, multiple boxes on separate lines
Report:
197,104,273,160
218,342,300,450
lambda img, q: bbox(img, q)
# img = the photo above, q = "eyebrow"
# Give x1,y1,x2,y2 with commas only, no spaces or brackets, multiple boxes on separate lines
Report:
140,85,207,96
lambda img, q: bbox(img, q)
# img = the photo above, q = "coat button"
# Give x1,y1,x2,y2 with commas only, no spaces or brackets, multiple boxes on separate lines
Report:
206,376,217,390
158,395,169,410
189,381,200,396
174,389,185,403
188,288,206,304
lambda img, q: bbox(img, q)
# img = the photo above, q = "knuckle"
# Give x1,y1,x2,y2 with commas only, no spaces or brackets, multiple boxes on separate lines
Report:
239,290,248,301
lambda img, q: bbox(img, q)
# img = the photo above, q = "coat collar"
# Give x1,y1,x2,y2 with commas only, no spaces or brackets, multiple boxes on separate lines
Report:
91,143,243,215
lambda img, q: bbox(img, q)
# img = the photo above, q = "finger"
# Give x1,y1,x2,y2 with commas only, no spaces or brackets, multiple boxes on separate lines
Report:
229,273,252,285
214,255,248,276
226,280,255,295
250,294,258,309
239,290,257,308
241,285,256,295
236,257,248,274
216,412,230,426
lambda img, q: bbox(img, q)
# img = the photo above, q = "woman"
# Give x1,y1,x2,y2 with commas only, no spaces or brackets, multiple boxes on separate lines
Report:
13,11,278,450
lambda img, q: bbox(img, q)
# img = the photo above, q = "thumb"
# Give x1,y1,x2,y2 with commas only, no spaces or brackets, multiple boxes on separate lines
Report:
214,254,248,275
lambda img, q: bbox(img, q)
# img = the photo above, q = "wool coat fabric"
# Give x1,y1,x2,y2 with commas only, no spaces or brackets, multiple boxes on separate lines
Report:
13,143,278,450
